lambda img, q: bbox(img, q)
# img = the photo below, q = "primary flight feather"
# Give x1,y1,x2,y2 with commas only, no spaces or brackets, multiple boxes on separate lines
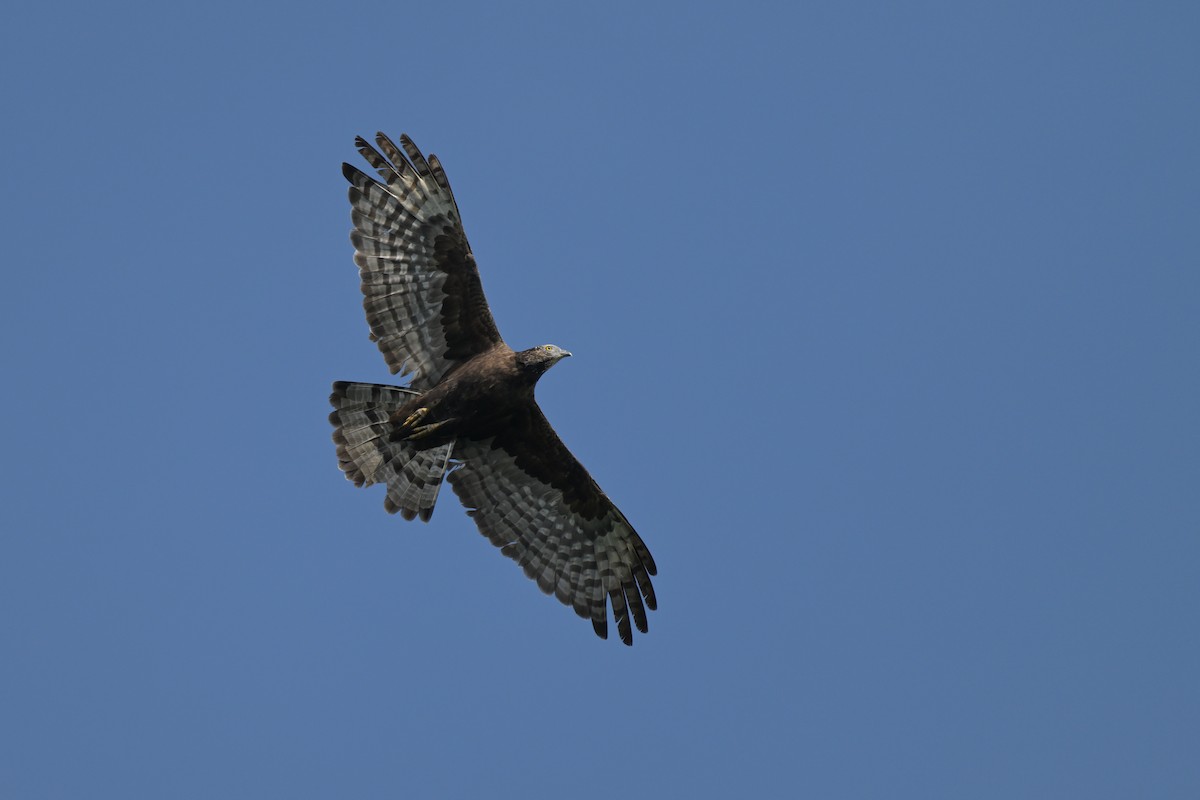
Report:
329,133,657,645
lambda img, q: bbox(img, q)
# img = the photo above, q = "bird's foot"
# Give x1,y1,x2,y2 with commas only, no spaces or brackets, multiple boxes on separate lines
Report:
409,419,453,440
402,408,429,428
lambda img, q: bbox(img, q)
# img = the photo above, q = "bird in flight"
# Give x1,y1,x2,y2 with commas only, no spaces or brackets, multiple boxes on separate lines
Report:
329,133,657,644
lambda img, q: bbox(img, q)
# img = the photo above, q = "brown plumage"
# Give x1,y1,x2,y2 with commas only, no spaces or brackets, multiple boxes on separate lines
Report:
329,133,657,644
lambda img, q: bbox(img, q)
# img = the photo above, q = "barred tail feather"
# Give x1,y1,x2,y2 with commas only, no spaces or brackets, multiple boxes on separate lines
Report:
329,381,454,522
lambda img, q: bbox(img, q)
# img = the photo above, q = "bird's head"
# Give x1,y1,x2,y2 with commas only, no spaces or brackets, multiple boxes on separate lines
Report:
517,344,572,376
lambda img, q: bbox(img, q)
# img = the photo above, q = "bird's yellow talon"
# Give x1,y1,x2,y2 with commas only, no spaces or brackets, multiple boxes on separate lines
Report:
409,420,449,440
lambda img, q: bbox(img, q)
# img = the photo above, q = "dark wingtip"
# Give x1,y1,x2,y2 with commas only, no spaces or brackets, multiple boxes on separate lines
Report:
631,598,649,635
592,616,607,640
418,507,433,523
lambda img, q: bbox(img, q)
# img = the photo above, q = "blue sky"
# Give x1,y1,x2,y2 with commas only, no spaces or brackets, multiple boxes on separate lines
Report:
3,2,1198,797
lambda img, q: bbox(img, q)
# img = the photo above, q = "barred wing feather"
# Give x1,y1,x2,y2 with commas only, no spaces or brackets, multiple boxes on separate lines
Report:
448,409,658,645
344,133,502,390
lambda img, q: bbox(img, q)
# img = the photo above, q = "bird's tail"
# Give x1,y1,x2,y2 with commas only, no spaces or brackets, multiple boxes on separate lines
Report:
329,381,454,521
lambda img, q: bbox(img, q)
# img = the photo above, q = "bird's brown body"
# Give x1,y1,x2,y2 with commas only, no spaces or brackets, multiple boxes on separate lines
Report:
391,344,548,447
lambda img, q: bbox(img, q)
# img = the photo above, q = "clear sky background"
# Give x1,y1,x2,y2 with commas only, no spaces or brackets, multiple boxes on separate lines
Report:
3,2,1198,798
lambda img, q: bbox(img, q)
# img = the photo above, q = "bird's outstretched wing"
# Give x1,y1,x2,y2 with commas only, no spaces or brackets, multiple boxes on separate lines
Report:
343,133,503,390
448,406,658,645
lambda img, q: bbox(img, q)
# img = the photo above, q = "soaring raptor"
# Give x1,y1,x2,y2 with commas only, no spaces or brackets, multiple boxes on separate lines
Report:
329,133,657,644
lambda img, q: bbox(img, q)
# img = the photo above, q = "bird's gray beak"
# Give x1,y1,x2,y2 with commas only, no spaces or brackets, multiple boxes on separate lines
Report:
562,350,572,358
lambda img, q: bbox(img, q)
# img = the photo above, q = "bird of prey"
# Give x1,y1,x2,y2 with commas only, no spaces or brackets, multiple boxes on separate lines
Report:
329,133,657,644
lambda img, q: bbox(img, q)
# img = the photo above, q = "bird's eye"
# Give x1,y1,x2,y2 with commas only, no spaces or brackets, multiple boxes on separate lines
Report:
543,345,554,352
